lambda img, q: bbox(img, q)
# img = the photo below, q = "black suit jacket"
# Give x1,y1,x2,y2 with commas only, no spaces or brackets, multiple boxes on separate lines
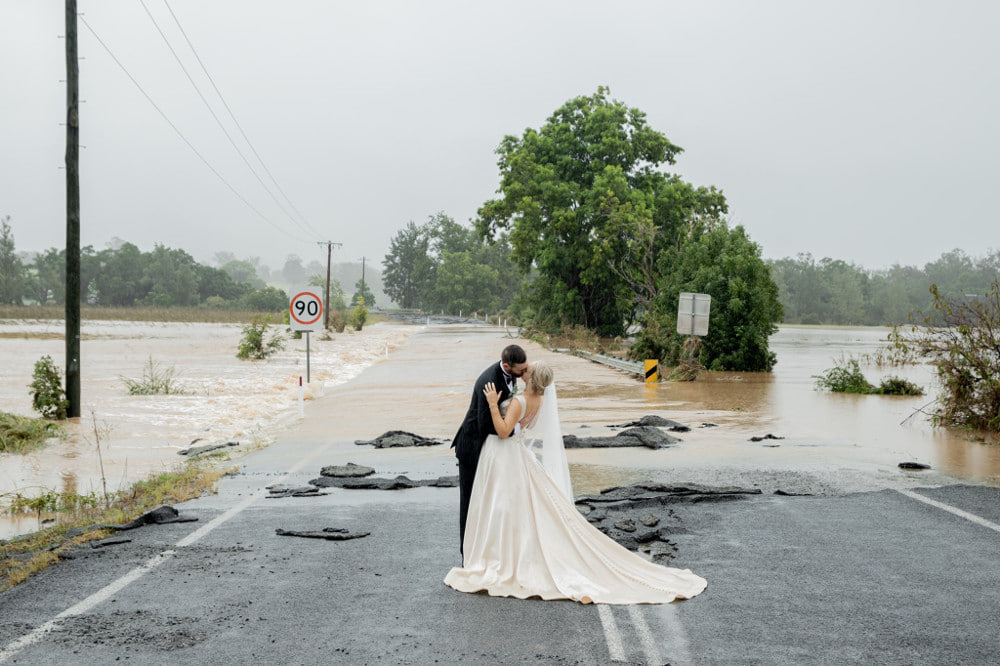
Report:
453,362,512,469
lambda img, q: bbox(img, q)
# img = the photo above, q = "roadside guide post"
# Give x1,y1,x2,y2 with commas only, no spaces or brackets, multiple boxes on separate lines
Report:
289,287,324,383
677,292,712,365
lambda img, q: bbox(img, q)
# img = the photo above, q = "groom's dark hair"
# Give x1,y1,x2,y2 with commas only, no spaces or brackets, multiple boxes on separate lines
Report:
501,344,527,366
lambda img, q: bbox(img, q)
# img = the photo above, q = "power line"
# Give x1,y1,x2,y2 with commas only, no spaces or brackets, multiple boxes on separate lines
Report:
161,0,324,239
79,15,313,244
139,0,321,241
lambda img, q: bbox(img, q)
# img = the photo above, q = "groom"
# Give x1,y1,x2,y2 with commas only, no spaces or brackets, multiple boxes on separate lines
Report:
452,344,528,554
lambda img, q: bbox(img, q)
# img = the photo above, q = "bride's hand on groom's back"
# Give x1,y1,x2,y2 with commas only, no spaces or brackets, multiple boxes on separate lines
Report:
483,382,500,406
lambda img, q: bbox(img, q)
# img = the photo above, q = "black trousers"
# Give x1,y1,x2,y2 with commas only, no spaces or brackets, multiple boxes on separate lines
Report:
458,459,478,556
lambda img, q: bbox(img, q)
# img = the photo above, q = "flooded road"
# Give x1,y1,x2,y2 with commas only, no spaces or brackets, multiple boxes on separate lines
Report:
300,323,1000,497
2,320,998,540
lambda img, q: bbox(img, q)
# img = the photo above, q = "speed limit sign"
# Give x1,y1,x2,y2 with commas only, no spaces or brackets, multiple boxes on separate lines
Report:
289,287,323,332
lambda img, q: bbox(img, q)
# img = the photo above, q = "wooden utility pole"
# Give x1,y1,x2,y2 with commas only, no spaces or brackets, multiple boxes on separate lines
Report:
317,241,341,329
65,0,81,417
360,256,366,303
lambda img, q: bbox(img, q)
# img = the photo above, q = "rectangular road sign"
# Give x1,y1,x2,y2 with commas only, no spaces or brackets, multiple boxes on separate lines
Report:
677,292,711,336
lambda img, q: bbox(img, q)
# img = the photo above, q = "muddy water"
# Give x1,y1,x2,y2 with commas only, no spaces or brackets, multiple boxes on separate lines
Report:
302,323,1000,498
3,321,998,540
0,319,414,539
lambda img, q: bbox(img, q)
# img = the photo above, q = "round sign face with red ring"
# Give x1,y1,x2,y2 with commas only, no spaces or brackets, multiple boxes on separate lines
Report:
289,289,323,331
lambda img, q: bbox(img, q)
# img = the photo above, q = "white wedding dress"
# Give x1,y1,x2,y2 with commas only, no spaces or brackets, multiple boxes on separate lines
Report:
444,386,707,604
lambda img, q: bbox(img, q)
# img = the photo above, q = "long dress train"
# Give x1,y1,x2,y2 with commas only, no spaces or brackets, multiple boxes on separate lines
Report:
444,394,707,604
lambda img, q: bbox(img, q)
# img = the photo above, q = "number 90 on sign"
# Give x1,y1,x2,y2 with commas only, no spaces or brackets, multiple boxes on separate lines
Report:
289,290,323,331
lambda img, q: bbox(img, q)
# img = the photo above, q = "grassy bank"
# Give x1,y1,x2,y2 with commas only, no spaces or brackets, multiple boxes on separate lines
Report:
0,412,64,454
1,461,233,591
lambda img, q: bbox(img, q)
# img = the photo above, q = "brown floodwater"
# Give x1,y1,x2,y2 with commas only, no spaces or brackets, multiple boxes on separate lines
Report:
303,323,1000,497
3,321,998,540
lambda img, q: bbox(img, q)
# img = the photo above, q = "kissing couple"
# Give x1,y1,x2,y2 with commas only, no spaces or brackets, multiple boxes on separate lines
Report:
445,344,707,604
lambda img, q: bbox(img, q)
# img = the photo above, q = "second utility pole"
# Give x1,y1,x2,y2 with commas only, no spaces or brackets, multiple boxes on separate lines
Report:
318,241,342,330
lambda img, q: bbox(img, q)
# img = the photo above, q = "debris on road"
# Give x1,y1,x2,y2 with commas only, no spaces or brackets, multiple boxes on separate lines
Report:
354,431,445,448
275,528,370,540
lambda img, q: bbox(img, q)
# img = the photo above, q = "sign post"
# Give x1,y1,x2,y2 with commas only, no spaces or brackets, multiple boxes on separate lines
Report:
289,287,323,383
677,292,712,365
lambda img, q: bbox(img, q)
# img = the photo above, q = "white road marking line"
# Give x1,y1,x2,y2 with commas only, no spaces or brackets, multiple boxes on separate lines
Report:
598,604,626,662
897,489,1000,534
627,605,664,665
0,551,175,663
659,603,693,666
0,443,333,664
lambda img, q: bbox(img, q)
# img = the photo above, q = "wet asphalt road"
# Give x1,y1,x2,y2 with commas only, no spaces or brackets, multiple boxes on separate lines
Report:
1,327,999,665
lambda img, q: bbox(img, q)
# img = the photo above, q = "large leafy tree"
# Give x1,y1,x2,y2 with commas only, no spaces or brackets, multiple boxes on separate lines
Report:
477,87,724,336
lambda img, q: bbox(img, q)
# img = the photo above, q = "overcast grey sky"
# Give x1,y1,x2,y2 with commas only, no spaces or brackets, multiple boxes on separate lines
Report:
3,1,998,273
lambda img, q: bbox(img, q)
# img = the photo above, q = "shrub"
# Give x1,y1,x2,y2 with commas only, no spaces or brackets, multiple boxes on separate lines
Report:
349,300,368,331
329,309,346,333
814,357,923,396
813,358,875,394
121,356,186,395
877,377,924,396
236,315,285,359
893,280,1000,431
28,355,68,419
0,411,63,454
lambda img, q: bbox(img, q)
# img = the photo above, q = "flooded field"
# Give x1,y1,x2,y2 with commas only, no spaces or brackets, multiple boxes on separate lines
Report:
0,319,414,539
2,320,998,540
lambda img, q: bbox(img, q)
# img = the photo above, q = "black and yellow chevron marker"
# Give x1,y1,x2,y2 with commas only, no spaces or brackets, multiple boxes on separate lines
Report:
644,360,658,383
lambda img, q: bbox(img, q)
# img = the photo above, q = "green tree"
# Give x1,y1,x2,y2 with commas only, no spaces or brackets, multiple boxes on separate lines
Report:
220,259,266,289
241,286,288,312
430,251,502,315
382,221,433,309
477,87,724,336
280,254,307,286
351,278,376,308
0,216,25,305
23,248,63,305
140,245,199,307
308,274,347,311
92,242,145,306
196,264,248,302
820,258,867,325
633,223,783,371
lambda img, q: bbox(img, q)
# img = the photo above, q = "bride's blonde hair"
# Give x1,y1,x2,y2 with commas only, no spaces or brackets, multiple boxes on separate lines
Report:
529,361,554,394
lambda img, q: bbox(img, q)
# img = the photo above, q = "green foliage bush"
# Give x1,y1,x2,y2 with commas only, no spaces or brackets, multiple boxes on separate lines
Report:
29,355,68,419
876,377,924,396
814,357,923,396
894,280,1000,431
236,315,285,360
349,299,368,331
121,356,186,395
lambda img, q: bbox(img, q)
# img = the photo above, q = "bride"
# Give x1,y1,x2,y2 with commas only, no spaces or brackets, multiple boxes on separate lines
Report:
444,361,707,604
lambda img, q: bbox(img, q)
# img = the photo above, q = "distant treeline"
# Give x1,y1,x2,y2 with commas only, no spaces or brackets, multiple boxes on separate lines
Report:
769,249,1000,325
0,217,285,311
0,217,386,313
